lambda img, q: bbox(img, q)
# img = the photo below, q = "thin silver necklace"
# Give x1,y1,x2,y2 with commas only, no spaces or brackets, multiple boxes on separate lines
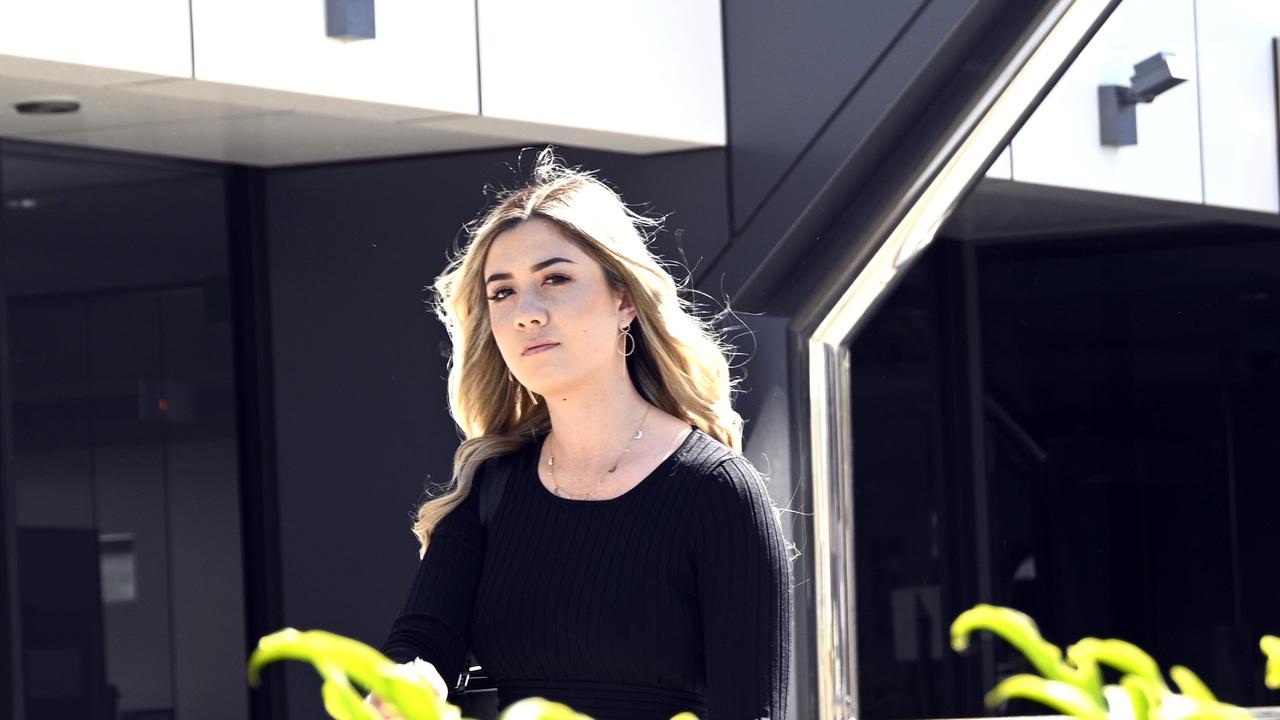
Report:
547,404,652,500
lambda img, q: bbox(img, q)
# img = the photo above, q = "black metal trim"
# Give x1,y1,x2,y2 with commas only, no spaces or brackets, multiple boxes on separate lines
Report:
226,165,287,720
702,0,1122,321
0,138,28,720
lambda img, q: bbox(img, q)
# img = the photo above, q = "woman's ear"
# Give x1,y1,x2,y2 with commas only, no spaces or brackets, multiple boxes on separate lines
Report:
616,289,638,327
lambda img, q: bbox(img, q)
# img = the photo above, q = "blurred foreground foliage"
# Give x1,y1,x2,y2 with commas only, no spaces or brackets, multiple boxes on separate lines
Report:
246,628,699,720
952,604,1280,720
244,607,1278,720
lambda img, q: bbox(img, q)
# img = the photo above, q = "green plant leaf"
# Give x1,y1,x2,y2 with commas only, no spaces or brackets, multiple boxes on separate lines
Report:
950,607,1260,720
1262,636,1280,690
322,680,357,720
317,661,382,720
1161,666,1254,720
1103,683,1140,720
952,605,1076,685
1119,676,1153,720
1068,638,1169,697
378,661,459,720
984,673,1106,720
248,628,391,691
1169,666,1216,704
247,628,450,720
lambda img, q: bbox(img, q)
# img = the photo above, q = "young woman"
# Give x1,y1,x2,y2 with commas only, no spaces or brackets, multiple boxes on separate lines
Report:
374,149,792,720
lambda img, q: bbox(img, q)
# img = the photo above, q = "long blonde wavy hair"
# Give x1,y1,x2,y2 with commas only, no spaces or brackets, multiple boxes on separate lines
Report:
413,148,746,558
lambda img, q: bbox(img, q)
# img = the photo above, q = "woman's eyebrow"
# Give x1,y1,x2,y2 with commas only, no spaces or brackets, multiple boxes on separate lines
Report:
485,257,577,284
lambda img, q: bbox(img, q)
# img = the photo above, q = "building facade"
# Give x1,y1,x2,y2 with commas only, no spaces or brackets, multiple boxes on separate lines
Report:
1,1,1278,720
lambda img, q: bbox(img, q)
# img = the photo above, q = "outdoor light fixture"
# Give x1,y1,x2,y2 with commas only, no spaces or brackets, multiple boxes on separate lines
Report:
14,97,80,115
326,0,375,41
1097,51,1189,146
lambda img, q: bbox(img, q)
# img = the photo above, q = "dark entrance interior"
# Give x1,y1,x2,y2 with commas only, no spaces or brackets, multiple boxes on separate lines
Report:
850,180,1280,719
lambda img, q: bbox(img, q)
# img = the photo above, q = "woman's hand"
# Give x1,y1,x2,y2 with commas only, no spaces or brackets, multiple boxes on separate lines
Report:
364,657,448,719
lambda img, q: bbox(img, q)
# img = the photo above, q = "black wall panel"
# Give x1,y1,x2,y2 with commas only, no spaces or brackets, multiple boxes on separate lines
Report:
713,0,1064,316
724,0,927,231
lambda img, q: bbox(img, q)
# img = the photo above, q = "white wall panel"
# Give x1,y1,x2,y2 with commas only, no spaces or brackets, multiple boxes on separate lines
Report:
478,0,725,146
190,0,477,115
1011,0,1202,204
0,0,191,77
1195,0,1280,214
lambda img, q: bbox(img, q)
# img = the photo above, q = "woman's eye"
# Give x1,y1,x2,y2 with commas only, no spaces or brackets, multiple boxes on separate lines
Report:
488,274,569,302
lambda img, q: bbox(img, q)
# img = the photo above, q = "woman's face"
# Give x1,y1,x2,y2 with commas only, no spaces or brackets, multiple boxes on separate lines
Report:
483,216,635,397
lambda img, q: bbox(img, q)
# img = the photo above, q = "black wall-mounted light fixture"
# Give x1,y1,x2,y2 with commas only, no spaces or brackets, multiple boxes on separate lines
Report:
326,0,375,41
1098,52,1189,146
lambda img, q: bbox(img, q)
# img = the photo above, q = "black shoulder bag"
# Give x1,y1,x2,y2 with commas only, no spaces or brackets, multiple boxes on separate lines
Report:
450,450,514,720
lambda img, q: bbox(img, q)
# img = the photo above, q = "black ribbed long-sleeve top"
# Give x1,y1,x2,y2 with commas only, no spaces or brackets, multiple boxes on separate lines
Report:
380,425,791,720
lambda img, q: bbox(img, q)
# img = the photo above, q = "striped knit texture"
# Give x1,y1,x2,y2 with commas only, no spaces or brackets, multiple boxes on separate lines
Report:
381,426,791,720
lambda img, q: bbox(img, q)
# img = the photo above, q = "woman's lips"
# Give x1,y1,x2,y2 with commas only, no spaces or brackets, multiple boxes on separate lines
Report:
523,343,559,356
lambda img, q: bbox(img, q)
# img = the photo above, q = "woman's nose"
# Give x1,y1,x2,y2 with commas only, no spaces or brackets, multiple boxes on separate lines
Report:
515,290,546,326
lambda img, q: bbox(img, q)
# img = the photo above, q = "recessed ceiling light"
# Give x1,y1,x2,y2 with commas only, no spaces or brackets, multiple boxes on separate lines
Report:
14,97,80,115
3,198,40,210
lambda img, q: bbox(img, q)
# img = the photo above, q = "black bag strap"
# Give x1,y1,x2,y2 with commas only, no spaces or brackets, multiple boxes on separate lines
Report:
477,450,514,529
455,448,517,698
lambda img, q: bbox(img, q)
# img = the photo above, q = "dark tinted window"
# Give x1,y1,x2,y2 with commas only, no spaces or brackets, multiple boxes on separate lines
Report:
1,140,247,720
850,227,1280,719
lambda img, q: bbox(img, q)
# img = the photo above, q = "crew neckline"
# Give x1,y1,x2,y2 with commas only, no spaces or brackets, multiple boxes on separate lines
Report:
532,423,700,505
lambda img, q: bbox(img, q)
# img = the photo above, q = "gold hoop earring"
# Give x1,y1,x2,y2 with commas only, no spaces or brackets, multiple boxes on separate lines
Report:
617,323,635,357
